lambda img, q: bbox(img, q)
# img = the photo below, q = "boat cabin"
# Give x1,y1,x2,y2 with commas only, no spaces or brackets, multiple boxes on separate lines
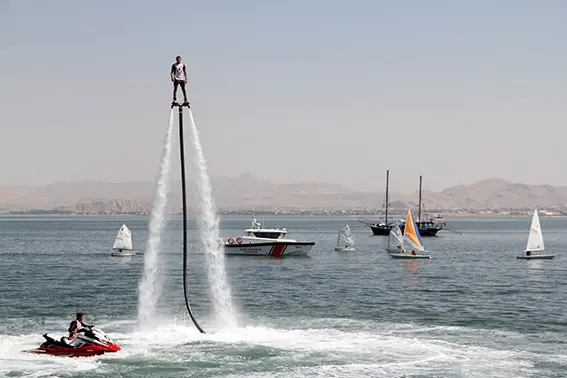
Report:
244,228,287,239
245,217,288,239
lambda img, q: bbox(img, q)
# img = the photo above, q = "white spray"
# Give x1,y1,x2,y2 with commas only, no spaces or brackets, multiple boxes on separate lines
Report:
137,109,175,327
187,109,237,328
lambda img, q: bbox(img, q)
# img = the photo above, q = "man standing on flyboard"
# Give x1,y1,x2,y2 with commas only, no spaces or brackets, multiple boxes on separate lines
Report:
171,55,189,106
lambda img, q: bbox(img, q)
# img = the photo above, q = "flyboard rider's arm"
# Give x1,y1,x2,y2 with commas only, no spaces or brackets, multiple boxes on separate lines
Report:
170,65,175,82
183,64,188,83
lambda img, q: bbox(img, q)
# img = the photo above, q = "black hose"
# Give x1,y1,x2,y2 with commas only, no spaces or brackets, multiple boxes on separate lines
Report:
177,104,206,334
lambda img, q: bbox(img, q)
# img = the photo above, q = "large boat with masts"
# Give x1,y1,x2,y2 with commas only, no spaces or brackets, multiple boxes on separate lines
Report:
360,171,446,236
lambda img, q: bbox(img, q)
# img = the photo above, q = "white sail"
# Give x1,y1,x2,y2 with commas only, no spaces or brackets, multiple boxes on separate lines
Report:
113,224,133,250
525,209,544,252
388,223,403,247
337,225,354,247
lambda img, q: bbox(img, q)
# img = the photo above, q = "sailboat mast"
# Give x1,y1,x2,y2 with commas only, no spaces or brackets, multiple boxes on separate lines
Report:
385,170,389,225
418,175,423,222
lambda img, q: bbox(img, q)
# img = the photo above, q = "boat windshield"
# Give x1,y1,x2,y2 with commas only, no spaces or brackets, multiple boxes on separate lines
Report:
251,231,284,239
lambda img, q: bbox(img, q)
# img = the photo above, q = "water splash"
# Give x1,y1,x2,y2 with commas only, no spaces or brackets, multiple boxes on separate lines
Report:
187,109,237,328
137,109,175,327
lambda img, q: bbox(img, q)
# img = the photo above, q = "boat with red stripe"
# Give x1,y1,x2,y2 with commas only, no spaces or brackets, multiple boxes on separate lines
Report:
223,217,315,257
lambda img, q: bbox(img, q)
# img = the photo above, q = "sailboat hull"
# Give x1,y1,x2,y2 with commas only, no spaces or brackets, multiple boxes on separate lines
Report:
334,246,355,251
516,254,555,260
370,223,443,236
111,249,136,257
390,253,431,259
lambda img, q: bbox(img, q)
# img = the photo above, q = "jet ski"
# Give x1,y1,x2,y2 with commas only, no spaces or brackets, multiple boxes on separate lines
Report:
25,326,121,357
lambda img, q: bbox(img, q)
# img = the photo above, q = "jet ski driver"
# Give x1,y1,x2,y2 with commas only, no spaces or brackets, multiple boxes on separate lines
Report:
62,312,94,345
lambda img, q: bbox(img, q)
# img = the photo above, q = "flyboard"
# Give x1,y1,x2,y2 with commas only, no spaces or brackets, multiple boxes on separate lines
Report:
172,100,206,333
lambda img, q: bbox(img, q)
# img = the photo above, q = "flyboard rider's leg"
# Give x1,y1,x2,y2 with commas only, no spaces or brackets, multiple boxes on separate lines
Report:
173,80,179,101
180,81,188,103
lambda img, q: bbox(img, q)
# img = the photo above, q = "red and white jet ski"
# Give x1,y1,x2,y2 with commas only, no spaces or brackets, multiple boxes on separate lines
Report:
25,326,121,357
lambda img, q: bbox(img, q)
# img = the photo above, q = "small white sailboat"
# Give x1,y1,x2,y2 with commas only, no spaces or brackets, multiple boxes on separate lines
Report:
111,224,135,257
390,210,431,259
334,225,355,251
517,209,555,260
385,223,404,253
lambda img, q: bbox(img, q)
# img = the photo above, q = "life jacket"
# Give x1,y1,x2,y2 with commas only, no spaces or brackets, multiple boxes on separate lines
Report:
68,319,84,333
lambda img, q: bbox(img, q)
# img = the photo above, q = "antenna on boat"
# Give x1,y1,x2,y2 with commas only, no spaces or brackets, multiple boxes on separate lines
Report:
174,101,206,334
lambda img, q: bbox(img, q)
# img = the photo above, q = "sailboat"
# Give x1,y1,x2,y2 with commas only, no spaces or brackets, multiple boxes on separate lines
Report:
111,224,135,257
363,172,446,236
365,169,394,235
334,225,355,251
516,209,555,260
385,223,404,253
389,210,431,259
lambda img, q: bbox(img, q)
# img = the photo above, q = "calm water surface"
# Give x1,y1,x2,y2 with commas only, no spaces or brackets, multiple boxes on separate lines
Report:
0,215,566,377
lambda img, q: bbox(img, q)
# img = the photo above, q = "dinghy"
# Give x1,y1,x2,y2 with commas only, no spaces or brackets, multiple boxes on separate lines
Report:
334,224,355,251
111,224,135,256
517,209,555,260
390,210,431,259
385,223,404,253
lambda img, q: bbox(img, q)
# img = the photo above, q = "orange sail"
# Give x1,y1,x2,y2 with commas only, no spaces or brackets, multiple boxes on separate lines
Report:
403,210,424,251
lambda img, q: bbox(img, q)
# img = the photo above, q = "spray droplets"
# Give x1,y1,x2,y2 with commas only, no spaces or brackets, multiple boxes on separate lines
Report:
187,109,237,328
138,109,175,328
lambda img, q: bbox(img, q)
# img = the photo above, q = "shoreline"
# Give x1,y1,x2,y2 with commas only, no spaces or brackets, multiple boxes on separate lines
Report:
0,212,565,218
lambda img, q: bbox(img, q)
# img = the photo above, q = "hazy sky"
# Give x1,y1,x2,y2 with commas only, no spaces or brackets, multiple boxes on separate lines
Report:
1,0,566,192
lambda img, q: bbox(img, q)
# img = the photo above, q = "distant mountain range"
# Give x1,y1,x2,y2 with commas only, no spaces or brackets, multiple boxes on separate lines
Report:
0,175,566,211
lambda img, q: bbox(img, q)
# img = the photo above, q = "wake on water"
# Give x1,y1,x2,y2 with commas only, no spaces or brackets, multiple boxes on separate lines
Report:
137,109,175,327
0,318,538,378
187,109,237,328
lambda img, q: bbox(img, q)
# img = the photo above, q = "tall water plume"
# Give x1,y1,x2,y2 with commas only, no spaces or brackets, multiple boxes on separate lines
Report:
137,109,175,327
187,109,236,327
